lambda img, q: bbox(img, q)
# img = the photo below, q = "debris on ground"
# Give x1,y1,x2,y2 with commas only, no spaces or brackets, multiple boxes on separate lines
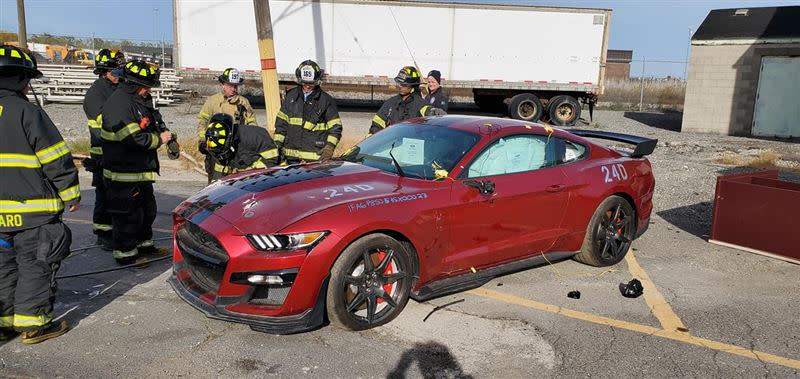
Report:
567,291,581,299
619,279,644,298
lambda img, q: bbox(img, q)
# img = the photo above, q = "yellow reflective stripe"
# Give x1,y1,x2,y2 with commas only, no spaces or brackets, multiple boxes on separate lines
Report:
101,123,141,141
148,133,159,149
303,121,317,130
102,169,156,182
93,223,112,231
137,240,154,248
0,315,12,328
0,199,63,213
13,314,52,327
89,146,103,155
276,111,289,122
273,134,285,143
326,135,340,145
87,119,101,129
213,163,229,173
36,141,71,164
283,148,319,161
259,148,279,160
288,117,303,126
244,115,257,125
0,153,41,168
326,118,342,128
248,160,267,169
58,185,81,202
420,105,430,116
372,115,386,128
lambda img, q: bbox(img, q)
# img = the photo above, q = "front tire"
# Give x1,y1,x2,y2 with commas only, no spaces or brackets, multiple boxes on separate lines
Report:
326,233,413,331
574,196,636,267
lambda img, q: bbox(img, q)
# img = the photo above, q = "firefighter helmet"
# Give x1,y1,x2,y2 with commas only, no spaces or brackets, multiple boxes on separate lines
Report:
122,60,161,88
94,48,125,74
0,44,42,79
394,66,421,87
295,60,323,85
205,113,237,164
218,68,242,85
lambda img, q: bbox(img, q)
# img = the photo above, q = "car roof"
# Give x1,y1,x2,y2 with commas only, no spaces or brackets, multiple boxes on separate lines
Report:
411,115,578,141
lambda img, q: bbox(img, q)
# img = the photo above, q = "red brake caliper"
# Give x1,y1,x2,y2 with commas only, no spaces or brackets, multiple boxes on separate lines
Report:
375,251,394,304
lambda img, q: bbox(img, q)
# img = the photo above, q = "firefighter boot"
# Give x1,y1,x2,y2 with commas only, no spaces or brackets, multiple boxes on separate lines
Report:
20,320,69,345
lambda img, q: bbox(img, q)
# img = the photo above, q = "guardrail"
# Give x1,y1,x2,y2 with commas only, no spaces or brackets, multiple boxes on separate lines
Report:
28,64,184,106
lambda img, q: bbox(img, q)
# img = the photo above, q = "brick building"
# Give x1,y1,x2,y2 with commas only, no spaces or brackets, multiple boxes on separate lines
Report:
606,49,633,80
682,6,800,137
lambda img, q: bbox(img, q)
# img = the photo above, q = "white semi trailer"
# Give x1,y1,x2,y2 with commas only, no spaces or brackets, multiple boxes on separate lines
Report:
174,0,611,125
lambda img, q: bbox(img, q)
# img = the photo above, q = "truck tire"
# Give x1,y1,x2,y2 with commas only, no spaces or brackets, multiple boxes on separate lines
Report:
509,93,543,122
548,95,581,126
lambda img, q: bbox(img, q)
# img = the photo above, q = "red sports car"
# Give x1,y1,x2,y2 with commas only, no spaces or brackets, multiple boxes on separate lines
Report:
169,116,656,334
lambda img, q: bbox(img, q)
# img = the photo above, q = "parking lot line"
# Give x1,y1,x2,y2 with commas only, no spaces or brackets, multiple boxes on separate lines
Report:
624,251,687,332
469,288,800,371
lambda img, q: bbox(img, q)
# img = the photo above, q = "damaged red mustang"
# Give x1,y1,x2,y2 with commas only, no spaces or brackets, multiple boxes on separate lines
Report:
169,115,656,334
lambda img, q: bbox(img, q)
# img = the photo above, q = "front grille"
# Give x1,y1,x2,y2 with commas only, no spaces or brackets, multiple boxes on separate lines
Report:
249,286,291,306
176,222,228,293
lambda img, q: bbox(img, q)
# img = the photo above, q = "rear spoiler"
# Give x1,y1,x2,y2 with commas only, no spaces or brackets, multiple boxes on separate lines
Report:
566,129,658,158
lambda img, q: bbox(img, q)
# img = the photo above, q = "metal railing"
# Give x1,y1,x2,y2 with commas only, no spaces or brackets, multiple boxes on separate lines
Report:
28,64,184,106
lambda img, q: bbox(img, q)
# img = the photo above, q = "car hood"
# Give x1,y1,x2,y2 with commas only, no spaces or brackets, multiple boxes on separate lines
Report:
178,161,414,234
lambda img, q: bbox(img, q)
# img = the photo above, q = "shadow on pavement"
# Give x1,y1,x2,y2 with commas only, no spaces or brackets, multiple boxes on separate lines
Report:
623,111,683,132
656,201,714,239
387,341,473,379
51,189,188,333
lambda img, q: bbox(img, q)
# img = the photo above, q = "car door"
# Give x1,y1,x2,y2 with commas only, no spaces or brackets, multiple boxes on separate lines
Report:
444,134,570,273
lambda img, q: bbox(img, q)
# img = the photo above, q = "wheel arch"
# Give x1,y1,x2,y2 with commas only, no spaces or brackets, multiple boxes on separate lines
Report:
334,228,421,284
611,191,638,230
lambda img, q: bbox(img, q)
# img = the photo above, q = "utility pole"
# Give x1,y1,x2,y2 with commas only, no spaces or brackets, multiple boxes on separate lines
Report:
17,0,27,49
254,0,281,132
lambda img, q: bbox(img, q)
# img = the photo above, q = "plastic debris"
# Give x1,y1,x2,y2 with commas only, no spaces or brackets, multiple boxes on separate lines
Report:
423,299,465,322
567,290,581,299
470,267,477,273
619,279,644,298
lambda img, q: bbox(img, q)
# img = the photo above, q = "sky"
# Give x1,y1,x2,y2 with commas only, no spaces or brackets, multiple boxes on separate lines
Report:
2,0,800,77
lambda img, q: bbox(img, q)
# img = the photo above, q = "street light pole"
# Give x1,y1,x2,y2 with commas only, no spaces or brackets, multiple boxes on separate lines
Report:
16,0,28,49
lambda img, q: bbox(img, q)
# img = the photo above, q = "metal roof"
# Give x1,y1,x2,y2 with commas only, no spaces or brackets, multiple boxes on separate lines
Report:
692,6,800,42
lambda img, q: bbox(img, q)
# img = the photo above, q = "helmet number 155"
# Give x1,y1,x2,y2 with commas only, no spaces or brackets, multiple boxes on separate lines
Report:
601,164,628,183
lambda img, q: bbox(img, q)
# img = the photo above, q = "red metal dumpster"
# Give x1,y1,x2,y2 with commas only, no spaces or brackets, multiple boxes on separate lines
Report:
710,170,800,264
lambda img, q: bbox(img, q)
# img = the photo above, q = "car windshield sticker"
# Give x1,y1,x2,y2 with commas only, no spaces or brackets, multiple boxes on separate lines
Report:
401,138,425,165
348,193,429,212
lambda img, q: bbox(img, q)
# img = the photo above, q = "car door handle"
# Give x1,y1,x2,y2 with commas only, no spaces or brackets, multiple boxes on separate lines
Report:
546,184,565,193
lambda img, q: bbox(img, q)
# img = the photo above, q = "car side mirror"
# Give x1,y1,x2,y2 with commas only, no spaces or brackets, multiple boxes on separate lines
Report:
463,179,495,195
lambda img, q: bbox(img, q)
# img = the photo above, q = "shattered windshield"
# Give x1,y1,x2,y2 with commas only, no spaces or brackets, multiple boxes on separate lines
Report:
341,123,480,180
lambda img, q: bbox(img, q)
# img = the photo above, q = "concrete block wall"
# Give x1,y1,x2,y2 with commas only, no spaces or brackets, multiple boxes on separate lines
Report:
683,43,800,136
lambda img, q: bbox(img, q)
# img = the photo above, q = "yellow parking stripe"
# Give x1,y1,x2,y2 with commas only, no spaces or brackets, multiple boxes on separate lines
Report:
469,288,800,370
625,251,687,332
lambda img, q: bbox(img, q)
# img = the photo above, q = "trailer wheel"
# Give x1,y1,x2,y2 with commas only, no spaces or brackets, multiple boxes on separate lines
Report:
509,93,543,122
548,95,581,126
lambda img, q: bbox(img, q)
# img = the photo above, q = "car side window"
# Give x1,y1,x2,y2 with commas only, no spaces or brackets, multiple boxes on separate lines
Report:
466,135,556,178
564,140,587,163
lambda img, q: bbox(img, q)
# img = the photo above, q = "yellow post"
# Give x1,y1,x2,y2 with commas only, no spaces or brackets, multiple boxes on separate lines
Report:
253,0,281,132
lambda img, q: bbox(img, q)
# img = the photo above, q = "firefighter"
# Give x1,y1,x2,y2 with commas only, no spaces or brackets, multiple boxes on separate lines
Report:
369,66,446,135
0,45,79,343
205,113,279,182
197,68,256,183
424,70,449,112
82,48,125,250
101,59,173,264
274,60,342,164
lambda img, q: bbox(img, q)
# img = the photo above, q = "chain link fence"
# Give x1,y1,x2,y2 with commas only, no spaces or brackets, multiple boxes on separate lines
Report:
602,59,688,111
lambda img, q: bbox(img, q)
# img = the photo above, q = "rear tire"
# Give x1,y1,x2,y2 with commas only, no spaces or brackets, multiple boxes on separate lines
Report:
548,95,581,126
509,93,543,122
326,233,413,331
574,196,635,267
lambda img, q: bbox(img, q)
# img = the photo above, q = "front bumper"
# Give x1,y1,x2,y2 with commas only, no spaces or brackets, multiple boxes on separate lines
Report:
168,274,327,335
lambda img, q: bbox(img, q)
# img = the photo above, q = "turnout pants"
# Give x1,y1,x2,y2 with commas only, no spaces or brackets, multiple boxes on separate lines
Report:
91,171,112,235
0,222,72,332
105,182,156,258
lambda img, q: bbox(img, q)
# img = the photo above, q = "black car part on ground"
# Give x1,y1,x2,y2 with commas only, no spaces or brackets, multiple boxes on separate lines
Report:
566,129,658,157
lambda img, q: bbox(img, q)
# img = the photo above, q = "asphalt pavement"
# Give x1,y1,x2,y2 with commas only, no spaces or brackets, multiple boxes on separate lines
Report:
1,109,798,378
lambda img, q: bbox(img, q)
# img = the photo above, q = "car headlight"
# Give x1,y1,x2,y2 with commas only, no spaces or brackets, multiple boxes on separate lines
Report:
246,231,327,251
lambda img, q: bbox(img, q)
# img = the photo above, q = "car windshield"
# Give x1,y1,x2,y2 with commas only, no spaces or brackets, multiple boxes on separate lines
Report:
340,123,480,180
